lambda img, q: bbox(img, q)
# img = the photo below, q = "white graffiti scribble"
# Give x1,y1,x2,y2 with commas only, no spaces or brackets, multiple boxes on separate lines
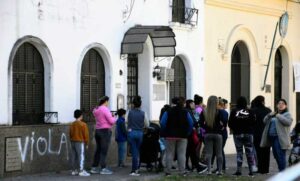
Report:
17,129,69,163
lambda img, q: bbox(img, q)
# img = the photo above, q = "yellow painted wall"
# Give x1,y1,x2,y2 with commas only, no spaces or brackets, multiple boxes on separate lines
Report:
204,0,300,153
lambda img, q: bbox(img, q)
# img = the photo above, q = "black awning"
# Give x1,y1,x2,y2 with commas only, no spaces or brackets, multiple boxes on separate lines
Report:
121,26,176,57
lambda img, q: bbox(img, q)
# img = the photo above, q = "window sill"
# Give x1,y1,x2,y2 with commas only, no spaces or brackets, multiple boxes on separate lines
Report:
169,22,197,31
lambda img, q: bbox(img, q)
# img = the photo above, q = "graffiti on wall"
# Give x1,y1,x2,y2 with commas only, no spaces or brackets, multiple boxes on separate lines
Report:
17,129,69,163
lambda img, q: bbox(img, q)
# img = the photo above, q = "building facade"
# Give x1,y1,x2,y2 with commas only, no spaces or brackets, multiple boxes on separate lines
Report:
204,0,300,153
1,0,300,177
0,0,204,177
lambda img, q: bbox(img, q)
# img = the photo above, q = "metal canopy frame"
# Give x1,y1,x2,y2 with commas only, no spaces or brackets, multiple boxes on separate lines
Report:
121,26,176,57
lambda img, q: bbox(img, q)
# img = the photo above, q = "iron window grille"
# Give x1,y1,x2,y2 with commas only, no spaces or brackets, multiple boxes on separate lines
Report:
171,6,199,25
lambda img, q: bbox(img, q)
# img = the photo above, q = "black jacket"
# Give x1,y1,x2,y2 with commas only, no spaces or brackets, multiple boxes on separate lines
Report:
228,108,256,134
251,105,271,138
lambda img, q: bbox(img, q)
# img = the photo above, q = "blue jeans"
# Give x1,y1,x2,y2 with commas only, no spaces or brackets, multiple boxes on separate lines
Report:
117,141,126,166
128,130,143,172
269,136,286,171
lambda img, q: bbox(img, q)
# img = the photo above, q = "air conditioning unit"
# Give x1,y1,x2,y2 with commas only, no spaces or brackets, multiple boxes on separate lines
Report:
157,67,174,82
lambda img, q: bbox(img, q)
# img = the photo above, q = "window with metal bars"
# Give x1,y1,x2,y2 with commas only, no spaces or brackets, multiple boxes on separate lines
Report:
81,49,105,122
169,56,186,104
13,43,45,125
172,0,185,23
231,41,250,107
274,49,282,108
127,54,138,109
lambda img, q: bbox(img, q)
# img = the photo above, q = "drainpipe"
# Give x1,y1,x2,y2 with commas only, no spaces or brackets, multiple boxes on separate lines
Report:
261,22,279,91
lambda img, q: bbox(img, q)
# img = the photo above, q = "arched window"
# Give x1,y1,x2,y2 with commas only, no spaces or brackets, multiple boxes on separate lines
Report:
81,49,105,121
13,43,44,125
274,49,282,106
172,0,185,23
231,41,250,107
169,56,186,103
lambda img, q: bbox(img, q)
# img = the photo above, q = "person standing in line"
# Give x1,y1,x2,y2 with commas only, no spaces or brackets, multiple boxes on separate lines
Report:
185,99,207,173
228,96,256,177
127,96,149,176
115,108,127,168
260,99,293,171
194,94,206,165
90,96,116,175
200,96,224,175
194,94,204,115
69,109,90,176
211,98,228,173
160,97,193,176
251,96,271,174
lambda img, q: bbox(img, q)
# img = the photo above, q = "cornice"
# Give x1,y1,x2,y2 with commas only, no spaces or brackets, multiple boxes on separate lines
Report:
205,0,285,17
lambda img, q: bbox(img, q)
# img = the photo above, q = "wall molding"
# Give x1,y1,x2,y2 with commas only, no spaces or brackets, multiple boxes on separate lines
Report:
205,0,285,17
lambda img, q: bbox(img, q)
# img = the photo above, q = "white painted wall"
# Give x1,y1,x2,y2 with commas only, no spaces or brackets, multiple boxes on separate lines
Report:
0,0,205,124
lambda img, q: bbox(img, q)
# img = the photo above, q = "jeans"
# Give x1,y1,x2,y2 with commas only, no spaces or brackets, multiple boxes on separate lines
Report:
233,134,256,172
165,138,188,174
92,129,112,168
269,136,286,171
128,130,143,172
117,141,126,166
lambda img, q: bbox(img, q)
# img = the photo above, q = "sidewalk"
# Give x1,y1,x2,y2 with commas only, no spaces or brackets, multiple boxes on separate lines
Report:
2,154,279,181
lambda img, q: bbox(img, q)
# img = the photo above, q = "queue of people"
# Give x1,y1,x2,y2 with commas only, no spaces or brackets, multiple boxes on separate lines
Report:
68,94,297,178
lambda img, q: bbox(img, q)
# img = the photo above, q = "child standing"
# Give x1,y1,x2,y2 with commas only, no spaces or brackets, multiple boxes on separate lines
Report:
70,109,90,176
115,108,127,167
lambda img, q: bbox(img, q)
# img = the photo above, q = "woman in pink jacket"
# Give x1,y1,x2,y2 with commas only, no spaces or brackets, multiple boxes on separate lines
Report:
90,96,116,175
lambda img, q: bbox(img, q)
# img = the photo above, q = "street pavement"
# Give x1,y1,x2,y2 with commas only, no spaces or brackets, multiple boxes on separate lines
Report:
2,154,281,181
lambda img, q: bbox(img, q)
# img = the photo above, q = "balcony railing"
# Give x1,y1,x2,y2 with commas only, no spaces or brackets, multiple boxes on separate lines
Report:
13,112,58,125
171,6,199,26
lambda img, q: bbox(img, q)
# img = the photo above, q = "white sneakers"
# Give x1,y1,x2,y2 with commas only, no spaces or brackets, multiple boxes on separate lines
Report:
79,170,91,176
129,170,140,176
71,170,90,176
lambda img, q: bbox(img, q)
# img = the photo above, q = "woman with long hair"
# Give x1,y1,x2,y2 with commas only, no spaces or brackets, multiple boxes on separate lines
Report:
200,96,223,175
261,99,293,171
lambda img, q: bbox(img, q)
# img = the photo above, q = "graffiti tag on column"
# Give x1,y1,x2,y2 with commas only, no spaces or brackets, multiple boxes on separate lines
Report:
17,129,69,163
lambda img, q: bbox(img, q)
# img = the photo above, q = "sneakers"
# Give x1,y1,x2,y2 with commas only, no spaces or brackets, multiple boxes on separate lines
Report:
90,167,99,174
248,172,254,177
198,166,208,174
165,173,171,177
79,170,90,177
216,171,223,176
252,165,258,173
100,168,113,175
129,170,140,176
71,170,78,176
206,171,212,175
233,171,242,176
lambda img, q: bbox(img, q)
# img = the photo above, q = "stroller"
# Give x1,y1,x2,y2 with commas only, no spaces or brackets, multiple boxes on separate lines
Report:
289,122,300,166
139,122,163,172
